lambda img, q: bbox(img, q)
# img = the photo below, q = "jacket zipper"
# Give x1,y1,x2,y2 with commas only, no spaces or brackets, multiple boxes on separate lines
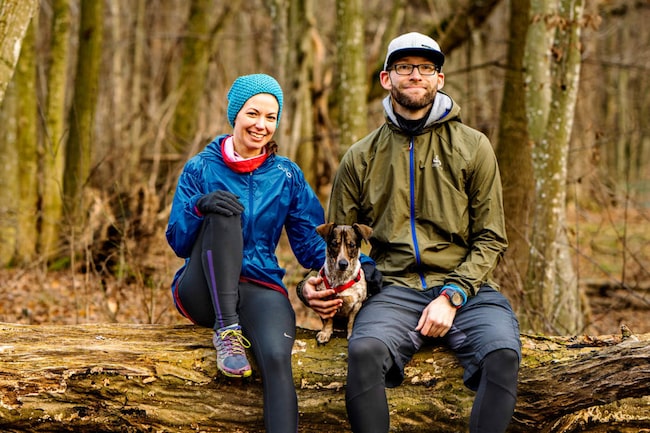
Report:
408,138,427,289
247,172,254,237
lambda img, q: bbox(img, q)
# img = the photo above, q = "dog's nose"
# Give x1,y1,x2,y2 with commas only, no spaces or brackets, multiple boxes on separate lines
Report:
337,259,349,270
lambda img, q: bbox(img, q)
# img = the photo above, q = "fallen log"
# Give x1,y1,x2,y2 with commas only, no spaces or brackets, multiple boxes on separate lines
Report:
0,322,648,432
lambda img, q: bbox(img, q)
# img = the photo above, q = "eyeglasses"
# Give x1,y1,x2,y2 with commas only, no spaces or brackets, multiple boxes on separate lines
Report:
390,63,439,76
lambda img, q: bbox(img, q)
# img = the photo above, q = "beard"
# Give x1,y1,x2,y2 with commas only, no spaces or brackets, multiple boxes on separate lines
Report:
390,84,437,110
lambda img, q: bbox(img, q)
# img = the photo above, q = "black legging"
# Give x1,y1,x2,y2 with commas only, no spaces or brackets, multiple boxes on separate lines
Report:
174,213,298,433
346,337,519,433
176,213,243,330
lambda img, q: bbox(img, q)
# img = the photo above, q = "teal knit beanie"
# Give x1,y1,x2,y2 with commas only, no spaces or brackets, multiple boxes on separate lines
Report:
227,74,283,127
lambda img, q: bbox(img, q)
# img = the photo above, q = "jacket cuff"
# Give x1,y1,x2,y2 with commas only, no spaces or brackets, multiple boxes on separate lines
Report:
192,194,204,217
296,270,318,307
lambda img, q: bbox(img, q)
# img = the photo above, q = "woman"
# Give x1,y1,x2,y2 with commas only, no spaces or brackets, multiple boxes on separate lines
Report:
166,74,327,433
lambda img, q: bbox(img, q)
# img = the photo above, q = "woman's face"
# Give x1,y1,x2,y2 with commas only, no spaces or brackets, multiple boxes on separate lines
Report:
232,93,279,158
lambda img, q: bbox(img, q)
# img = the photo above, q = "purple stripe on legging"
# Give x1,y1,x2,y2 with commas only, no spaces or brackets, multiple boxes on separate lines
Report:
205,249,224,328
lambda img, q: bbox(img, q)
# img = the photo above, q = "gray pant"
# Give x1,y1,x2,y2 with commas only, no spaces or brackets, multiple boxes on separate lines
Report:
350,284,521,389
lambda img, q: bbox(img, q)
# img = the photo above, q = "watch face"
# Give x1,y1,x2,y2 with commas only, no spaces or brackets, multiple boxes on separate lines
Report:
449,291,463,306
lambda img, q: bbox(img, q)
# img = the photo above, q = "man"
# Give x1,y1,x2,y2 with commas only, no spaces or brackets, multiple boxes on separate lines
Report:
298,32,521,432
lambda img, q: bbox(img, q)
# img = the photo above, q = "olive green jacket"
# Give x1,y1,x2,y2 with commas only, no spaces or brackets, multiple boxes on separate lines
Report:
327,92,507,298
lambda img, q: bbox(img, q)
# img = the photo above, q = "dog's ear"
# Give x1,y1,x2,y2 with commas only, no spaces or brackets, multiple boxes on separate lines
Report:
352,223,373,242
316,222,336,239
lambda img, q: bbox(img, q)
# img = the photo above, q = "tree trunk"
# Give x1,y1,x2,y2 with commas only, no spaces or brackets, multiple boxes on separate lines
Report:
40,0,71,262
523,0,585,334
168,0,211,154
289,5,338,198
494,0,534,309
63,0,104,231
335,0,367,156
0,80,19,267
127,0,145,188
266,0,290,159
283,0,314,168
14,20,38,265
0,0,39,107
0,323,648,433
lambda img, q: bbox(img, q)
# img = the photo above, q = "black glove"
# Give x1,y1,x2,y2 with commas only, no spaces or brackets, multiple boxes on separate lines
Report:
196,190,244,216
361,262,383,296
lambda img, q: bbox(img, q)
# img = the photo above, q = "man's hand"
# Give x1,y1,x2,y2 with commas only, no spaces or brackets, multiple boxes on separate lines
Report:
300,275,343,319
415,296,457,338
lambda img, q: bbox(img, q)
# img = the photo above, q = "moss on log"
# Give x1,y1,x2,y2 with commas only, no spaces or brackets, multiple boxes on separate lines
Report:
0,323,648,432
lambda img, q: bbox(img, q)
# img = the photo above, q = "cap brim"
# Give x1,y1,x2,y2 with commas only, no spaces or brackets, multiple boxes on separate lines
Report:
386,48,445,69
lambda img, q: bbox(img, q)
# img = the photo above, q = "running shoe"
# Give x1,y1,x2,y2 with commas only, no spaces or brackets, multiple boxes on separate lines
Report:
213,324,252,378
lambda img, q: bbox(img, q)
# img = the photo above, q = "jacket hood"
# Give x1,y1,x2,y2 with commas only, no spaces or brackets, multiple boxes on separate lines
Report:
382,91,458,131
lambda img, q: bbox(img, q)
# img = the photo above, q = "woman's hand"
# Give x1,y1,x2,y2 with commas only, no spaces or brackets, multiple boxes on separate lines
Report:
196,190,244,216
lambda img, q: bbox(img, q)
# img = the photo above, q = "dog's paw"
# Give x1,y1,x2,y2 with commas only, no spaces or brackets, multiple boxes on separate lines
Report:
316,330,332,345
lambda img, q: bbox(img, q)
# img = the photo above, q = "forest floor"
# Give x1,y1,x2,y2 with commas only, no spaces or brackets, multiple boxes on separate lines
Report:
0,207,648,336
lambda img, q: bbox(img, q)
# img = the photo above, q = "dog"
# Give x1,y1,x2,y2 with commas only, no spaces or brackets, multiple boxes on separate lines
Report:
314,222,373,344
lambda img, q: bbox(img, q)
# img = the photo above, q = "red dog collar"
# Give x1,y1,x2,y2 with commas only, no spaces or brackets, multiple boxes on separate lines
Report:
319,268,362,293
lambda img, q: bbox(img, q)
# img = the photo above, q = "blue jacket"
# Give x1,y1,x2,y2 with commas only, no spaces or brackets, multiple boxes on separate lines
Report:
166,134,326,295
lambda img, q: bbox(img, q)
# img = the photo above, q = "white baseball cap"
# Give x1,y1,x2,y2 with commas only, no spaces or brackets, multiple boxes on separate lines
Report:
384,32,445,71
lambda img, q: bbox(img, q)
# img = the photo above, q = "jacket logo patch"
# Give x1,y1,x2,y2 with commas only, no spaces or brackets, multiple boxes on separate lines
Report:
277,163,293,178
432,155,442,168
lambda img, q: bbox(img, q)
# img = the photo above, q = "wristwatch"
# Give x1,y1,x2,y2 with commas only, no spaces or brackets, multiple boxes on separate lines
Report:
440,287,464,309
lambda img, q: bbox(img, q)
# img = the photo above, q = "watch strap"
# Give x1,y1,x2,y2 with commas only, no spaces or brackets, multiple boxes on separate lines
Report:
440,284,467,308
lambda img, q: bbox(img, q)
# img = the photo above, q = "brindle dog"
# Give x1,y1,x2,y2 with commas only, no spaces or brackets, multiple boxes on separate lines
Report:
314,222,373,344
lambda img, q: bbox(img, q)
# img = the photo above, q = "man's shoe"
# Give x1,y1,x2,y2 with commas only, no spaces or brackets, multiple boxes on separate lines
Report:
213,324,252,378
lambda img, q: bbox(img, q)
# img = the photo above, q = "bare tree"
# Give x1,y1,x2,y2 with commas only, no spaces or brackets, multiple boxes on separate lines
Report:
40,0,72,261
14,20,38,265
282,0,317,181
168,0,211,153
0,61,19,268
0,0,39,267
494,1,534,308
0,0,39,106
63,0,104,231
335,0,367,156
271,0,335,197
523,0,585,334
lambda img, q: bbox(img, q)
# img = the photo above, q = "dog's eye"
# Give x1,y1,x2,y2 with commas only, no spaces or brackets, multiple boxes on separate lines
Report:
331,240,339,247
348,242,356,249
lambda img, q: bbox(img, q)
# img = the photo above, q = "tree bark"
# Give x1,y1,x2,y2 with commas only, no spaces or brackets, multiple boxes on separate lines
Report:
0,323,647,433
335,0,367,156
15,20,38,265
494,0,534,309
63,0,103,231
0,0,39,107
523,0,585,335
40,0,71,262
168,0,211,153
0,78,19,268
